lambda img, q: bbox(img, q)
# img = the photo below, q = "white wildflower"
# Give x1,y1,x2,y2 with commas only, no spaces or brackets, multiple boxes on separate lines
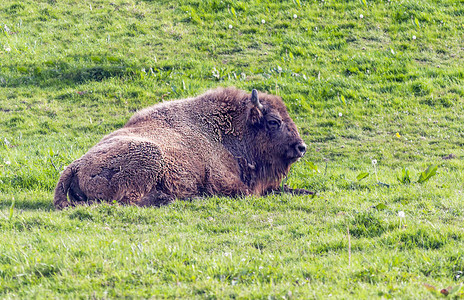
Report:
228,24,233,29
371,159,377,165
398,211,405,218
360,14,364,19
412,35,416,40
5,47,11,52
261,19,265,24
293,14,297,19
5,160,11,165
338,112,343,117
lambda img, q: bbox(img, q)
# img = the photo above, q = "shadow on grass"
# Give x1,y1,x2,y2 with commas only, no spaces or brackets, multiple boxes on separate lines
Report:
2,65,134,88
0,198,55,211
0,54,140,88
1,54,196,89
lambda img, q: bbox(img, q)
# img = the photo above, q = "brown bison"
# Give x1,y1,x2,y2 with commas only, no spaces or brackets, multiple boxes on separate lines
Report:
54,87,312,209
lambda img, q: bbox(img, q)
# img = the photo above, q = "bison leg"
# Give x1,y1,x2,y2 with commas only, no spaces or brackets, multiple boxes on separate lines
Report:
136,190,176,207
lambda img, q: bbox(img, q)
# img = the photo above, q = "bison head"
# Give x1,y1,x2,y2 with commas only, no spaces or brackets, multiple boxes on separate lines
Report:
247,89,307,168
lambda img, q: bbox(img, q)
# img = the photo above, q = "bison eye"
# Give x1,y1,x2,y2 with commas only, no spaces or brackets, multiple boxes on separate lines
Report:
267,119,281,130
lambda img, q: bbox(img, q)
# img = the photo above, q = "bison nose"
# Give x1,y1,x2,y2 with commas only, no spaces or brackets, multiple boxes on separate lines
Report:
296,143,307,156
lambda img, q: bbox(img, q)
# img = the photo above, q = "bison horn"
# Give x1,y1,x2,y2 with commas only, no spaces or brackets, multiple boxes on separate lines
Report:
251,89,263,111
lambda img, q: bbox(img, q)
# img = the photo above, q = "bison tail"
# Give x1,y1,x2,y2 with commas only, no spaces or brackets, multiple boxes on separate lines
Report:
53,166,74,210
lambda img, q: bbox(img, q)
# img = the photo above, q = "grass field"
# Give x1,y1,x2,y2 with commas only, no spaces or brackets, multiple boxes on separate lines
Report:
1,0,464,298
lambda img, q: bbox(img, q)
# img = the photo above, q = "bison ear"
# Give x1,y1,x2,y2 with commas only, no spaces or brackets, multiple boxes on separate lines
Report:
248,89,263,125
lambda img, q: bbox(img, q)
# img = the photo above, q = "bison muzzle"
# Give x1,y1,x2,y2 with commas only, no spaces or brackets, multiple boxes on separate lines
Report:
54,87,313,209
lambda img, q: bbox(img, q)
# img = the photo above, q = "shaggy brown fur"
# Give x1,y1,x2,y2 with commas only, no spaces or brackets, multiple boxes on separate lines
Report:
54,87,313,209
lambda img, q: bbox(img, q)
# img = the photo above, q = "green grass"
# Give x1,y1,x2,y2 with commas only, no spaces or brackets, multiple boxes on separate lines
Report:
1,0,464,298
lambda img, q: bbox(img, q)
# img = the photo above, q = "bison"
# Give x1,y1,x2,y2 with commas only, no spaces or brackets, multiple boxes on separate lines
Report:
54,87,313,209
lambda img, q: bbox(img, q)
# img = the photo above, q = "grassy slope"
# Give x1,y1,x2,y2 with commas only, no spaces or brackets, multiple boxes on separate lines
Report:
1,0,464,298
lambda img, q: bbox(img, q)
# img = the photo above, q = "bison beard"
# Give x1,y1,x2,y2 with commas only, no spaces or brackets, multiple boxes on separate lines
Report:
54,87,313,209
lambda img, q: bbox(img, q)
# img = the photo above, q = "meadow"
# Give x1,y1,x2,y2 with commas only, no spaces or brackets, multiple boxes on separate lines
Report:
1,0,464,298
